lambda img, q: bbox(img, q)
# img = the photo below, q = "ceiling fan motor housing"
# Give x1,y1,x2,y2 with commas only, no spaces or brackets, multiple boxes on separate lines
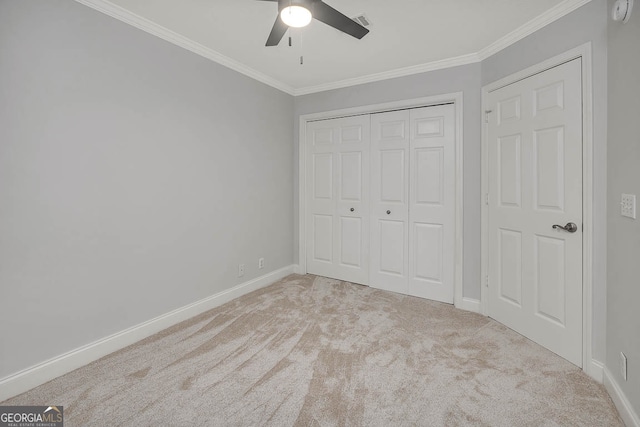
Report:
278,0,315,13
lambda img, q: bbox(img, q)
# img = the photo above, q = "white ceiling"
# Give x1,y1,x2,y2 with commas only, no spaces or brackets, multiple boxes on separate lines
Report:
80,0,590,94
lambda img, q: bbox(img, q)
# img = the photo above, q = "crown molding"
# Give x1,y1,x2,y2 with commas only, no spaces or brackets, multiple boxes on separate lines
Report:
74,0,296,95
293,53,480,96
477,0,594,60
75,0,592,97
296,0,593,94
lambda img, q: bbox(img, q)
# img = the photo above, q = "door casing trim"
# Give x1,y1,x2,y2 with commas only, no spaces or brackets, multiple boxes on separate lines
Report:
298,92,465,308
480,43,595,378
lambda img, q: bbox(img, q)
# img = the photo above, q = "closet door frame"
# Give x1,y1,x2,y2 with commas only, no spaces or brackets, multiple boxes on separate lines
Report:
297,92,469,311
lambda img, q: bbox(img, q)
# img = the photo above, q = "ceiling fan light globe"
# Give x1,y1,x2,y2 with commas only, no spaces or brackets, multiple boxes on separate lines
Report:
280,6,312,28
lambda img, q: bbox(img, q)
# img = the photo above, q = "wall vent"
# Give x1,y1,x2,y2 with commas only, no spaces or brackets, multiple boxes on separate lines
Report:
352,14,372,27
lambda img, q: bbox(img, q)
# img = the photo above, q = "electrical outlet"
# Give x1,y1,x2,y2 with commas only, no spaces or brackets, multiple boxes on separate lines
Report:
621,352,627,381
258,258,264,269
621,194,636,219
238,263,245,277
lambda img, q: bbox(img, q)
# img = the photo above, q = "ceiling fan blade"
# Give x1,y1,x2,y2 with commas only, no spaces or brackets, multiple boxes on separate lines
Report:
266,16,288,46
312,1,369,39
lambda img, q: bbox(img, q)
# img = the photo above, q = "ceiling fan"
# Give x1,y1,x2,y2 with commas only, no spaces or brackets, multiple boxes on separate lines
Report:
259,0,370,47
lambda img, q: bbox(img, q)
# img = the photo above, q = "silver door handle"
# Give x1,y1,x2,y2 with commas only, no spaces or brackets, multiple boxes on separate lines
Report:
386,210,391,215
350,208,355,212
552,222,578,233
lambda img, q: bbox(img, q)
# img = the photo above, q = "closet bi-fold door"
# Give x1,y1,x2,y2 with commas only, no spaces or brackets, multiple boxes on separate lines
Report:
306,115,370,285
370,105,455,303
370,110,410,294
408,105,455,303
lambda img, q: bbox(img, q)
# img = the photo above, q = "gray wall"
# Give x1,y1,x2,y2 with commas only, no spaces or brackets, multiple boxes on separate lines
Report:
606,0,640,415
482,0,609,363
0,0,294,379
294,64,483,300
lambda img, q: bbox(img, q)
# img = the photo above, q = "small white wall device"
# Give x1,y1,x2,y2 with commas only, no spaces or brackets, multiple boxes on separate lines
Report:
612,0,634,23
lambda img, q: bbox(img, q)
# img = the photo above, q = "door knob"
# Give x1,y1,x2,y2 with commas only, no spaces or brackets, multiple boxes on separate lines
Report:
350,208,355,212
552,222,578,233
386,210,391,215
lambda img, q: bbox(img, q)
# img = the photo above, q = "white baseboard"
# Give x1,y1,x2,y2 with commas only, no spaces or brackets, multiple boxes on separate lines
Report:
457,297,481,313
292,264,304,275
604,367,640,427
0,265,296,402
588,359,604,383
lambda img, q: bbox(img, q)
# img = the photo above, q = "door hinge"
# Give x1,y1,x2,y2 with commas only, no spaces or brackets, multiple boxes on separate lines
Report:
484,109,493,124
485,275,489,287
485,193,489,205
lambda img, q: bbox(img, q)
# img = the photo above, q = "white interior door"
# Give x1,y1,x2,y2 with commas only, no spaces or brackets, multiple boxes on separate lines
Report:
306,115,370,285
369,106,456,302
370,110,410,293
486,59,583,366
408,105,456,303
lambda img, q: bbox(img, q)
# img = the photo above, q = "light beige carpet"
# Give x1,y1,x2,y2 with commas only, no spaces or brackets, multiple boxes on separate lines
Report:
3,274,622,426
